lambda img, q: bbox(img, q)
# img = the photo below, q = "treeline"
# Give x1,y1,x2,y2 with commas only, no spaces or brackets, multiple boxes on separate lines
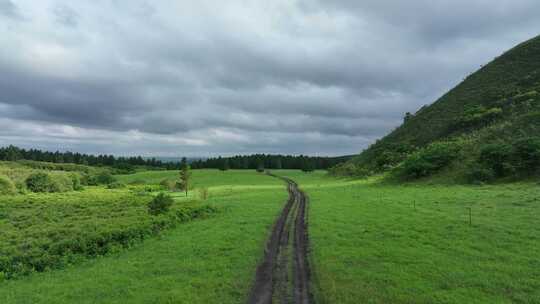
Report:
1,145,352,172
0,145,181,170
191,154,352,171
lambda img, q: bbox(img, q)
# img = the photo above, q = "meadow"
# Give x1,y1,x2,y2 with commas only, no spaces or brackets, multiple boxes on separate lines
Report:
1,166,539,303
0,169,288,303
275,171,540,303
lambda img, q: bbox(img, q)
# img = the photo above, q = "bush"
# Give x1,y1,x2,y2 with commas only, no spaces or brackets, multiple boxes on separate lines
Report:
159,179,176,191
466,164,495,184
199,187,209,200
328,163,370,177
96,172,116,185
82,171,116,186
479,143,514,177
375,151,404,170
148,193,174,215
25,172,59,193
71,174,84,191
107,182,126,189
478,138,540,178
0,175,16,195
513,137,540,175
50,174,75,192
400,142,460,179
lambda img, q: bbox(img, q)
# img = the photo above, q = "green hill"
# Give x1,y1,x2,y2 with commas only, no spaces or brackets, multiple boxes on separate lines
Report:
333,34,540,182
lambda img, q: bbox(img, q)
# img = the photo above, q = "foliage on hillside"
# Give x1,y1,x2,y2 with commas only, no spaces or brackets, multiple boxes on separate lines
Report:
336,34,540,182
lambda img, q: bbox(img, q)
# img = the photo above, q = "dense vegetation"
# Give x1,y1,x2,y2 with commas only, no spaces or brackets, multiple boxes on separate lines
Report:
191,154,352,171
335,34,540,183
0,184,216,279
1,145,351,174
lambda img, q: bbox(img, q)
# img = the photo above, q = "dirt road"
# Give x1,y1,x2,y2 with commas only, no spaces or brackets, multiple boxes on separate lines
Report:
248,174,313,304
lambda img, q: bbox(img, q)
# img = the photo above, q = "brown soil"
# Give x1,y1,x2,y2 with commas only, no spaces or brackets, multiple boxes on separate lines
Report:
247,174,314,304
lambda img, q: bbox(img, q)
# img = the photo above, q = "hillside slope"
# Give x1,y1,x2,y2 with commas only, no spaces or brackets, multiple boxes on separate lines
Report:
335,34,540,181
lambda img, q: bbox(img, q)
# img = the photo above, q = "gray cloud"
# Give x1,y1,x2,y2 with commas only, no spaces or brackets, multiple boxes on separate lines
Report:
0,0,539,156
53,4,79,27
0,0,20,19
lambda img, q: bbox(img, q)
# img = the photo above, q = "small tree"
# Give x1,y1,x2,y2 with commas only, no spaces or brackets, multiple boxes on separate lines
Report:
179,157,192,197
219,158,230,171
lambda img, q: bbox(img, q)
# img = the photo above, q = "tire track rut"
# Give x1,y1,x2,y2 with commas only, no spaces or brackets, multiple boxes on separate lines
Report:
248,174,313,304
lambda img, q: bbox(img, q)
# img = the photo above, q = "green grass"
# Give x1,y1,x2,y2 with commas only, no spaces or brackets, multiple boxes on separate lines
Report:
3,167,539,303
274,171,540,303
0,169,287,303
116,168,282,188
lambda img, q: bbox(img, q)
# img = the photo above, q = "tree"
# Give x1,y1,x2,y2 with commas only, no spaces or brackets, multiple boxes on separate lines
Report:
179,157,191,197
404,112,414,123
256,162,265,173
219,158,230,171
273,157,282,170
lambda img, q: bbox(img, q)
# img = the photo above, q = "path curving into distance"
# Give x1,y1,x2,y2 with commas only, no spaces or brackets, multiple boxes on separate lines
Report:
248,174,314,304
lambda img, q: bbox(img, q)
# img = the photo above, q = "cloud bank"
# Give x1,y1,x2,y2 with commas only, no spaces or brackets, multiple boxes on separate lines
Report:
1,0,539,156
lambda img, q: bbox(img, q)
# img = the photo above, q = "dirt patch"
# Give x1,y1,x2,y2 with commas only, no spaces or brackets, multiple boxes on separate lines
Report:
248,174,314,304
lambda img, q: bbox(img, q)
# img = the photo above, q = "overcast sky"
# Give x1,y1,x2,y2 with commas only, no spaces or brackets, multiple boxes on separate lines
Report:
0,1,539,157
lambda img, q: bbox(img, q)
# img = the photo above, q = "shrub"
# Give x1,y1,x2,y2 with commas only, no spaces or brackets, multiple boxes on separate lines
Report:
466,164,495,184
107,182,126,189
50,174,75,192
375,151,403,170
14,181,28,194
199,187,209,200
25,172,59,193
96,172,116,185
82,171,116,186
479,143,514,177
328,163,370,177
0,175,16,195
513,137,540,175
71,174,84,191
159,179,176,191
400,142,460,179
148,193,174,215
462,106,503,126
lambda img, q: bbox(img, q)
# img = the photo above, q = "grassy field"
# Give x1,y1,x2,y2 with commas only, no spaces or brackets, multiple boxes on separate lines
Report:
274,171,540,303
0,169,287,303
2,167,539,303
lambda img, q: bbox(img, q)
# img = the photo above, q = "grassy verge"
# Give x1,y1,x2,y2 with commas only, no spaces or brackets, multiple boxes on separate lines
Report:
274,170,540,303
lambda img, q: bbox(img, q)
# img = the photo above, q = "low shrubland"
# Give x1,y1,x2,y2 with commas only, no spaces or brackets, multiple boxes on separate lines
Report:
396,141,461,179
0,188,216,279
0,175,16,195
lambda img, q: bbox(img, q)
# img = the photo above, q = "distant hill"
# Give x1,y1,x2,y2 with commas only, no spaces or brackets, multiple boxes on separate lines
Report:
333,34,540,182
